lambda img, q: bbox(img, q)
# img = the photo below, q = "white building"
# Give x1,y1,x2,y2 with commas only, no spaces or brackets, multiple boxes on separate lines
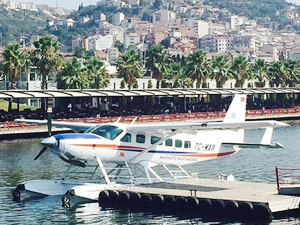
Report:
152,9,177,26
124,33,140,49
289,45,300,61
112,12,125,26
199,34,233,52
230,15,244,30
95,35,114,51
183,19,209,38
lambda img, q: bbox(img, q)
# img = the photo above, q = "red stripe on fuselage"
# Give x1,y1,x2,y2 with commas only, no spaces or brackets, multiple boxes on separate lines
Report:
71,143,145,150
176,151,236,157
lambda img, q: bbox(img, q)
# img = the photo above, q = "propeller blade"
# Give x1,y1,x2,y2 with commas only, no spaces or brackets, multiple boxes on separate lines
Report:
34,146,47,160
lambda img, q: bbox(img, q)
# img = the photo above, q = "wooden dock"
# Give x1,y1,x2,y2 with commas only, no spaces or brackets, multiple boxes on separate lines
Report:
116,178,300,214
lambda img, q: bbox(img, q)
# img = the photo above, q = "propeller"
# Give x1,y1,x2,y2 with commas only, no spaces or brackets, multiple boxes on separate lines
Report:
34,146,48,160
34,108,53,161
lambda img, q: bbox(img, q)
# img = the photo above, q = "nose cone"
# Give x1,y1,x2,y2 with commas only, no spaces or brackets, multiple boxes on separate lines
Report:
41,136,57,148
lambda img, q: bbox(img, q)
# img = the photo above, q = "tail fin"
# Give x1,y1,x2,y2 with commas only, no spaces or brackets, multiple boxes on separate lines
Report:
223,94,247,123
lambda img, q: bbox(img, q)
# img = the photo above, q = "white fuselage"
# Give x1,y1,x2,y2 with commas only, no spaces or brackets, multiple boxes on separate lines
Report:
48,127,243,167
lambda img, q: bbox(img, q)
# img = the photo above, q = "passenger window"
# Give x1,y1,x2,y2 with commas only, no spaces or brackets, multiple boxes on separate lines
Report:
184,141,191,149
175,140,182,148
136,134,145,143
121,133,131,142
151,136,161,144
165,139,173,147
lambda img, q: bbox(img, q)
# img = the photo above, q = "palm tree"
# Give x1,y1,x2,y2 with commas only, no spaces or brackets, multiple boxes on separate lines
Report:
1,42,31,89
252,59,267,87
210,55,231,88
185,50,211,88
266,61,286,87
145,44,172,88
166,61,193,88
284,59,300,87
84,56,110,89
117,47,142,89
231,55,251,88
31,35,64,90
59,57,87,89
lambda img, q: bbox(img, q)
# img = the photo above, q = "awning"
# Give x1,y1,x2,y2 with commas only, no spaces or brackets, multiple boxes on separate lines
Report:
45,91,73,97
3,92,35,98
0,93,12,98
114,90,139,96
80,91,107,97
24,91,54,98
64,91,91,97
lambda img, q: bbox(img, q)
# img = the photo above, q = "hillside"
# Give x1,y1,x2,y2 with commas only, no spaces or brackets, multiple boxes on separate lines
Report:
0,6,51,44
204,0,297,29
0,0,299,48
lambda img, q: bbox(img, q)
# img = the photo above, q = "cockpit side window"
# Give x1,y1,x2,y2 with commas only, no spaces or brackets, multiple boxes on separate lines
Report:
88,125,123,140
121,133,132,142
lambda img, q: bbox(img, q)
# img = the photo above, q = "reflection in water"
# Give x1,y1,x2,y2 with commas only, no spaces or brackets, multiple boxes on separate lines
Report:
1,124,300,224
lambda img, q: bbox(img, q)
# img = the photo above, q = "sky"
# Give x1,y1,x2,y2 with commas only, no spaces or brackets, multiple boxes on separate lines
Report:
27,0,100,10
286,0,300,5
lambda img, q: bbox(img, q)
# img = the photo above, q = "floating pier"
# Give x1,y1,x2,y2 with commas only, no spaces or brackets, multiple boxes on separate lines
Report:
98,178,300,222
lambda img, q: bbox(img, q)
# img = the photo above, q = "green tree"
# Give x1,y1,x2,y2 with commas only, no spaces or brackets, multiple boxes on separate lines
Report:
84,56,110,89
31,35,65,90
166,61,193,88
284,59,300,87
1,42,31,90
117,47,142,89
252,59,267,87
210,55,231,88
231,55,251,88
185,50,211,88
145,44,172,88
58,57,87,89
267,61,286,87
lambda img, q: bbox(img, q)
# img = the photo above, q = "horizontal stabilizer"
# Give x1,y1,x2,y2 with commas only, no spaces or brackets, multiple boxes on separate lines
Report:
222,142,285,149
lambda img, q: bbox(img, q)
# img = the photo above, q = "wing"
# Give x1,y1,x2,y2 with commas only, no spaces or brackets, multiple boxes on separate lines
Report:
15,119,98,133
126,120,289,133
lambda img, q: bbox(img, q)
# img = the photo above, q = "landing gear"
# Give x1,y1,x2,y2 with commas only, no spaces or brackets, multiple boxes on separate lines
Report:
12,184,25,202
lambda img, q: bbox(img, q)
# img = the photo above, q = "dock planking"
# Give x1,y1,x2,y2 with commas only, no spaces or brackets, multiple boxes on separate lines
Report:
118,178,300,214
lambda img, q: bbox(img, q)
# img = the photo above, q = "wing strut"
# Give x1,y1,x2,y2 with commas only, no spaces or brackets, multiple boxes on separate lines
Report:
96,157,111,185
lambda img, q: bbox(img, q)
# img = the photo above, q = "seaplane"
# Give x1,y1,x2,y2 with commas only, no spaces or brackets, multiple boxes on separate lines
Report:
12,94,288,206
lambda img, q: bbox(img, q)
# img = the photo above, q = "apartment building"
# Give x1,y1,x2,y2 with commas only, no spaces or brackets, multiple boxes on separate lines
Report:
152,9,177,26
199,34,233,52
124,33,141,49
183,19,209,38
86,34,114,51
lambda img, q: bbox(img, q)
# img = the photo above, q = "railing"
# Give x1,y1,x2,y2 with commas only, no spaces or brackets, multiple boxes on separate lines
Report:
275,167,300,190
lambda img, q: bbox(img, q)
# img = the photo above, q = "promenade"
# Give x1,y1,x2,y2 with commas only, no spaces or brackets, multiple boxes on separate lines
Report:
1,107,300,138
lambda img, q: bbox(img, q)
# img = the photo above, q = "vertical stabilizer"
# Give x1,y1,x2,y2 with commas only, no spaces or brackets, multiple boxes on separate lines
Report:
223,94,247,123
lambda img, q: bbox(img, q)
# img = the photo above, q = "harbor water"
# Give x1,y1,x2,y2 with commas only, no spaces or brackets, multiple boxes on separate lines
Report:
1,122,300,224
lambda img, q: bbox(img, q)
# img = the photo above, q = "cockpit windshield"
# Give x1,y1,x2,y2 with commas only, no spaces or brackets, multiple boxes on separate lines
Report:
85,124,123,140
